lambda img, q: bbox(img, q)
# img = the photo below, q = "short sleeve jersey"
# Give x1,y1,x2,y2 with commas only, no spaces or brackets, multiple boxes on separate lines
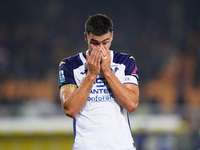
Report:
59,50,138,150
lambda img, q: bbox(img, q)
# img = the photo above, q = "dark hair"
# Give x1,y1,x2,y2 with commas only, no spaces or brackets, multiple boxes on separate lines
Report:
85,14,113,36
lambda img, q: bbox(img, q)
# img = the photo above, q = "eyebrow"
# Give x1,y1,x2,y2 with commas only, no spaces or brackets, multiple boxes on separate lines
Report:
91,38,110,43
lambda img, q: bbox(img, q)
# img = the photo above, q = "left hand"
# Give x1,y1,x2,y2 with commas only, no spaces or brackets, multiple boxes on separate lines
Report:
100,46,111,75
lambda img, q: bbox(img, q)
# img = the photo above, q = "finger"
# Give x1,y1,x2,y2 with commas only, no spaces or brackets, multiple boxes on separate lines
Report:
89,48,97,62
89,48,101,67
94,48,101,65
97,50,101,65
93,48,101,64
101,47,110,61
104,45,110,55
99,47,105,59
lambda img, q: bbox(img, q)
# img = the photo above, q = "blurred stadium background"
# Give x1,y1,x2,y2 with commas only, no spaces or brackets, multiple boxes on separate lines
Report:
0,0,200,150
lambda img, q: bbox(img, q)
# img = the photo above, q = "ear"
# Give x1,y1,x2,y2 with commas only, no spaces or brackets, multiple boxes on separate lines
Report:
84,32,88,42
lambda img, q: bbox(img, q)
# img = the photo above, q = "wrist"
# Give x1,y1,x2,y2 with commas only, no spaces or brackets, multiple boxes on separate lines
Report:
86,73,97,82
103,69,113,78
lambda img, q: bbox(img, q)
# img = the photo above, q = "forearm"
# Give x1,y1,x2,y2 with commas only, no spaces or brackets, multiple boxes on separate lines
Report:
61,75,95,118
60,48,102,118
104,71,139,112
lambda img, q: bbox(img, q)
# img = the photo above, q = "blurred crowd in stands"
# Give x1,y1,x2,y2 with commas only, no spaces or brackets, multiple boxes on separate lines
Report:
0,0,199,116
0,0,200,149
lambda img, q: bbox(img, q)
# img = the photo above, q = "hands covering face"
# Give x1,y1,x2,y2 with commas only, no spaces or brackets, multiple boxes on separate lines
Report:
86,46,111,77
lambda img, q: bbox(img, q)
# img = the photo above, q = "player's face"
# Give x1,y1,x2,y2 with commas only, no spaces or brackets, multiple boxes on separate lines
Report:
84,32,113,53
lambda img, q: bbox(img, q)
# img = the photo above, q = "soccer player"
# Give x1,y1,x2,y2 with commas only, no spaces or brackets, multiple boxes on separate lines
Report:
59,14,139,150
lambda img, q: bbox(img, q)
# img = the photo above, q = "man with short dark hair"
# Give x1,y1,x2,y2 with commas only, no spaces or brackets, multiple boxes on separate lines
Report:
59,14,139,150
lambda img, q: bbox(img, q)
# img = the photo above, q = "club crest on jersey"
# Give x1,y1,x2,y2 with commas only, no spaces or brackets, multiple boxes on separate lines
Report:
111,67,119,74
59,70,65,83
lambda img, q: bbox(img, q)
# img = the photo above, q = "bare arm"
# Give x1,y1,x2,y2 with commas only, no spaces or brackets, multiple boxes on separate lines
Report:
104,71,139,112
60,48,101,118
100,46,139,112
60,75,95,118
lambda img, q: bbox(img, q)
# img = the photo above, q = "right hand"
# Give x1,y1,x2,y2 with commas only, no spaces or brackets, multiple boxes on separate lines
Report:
86,48,101,78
